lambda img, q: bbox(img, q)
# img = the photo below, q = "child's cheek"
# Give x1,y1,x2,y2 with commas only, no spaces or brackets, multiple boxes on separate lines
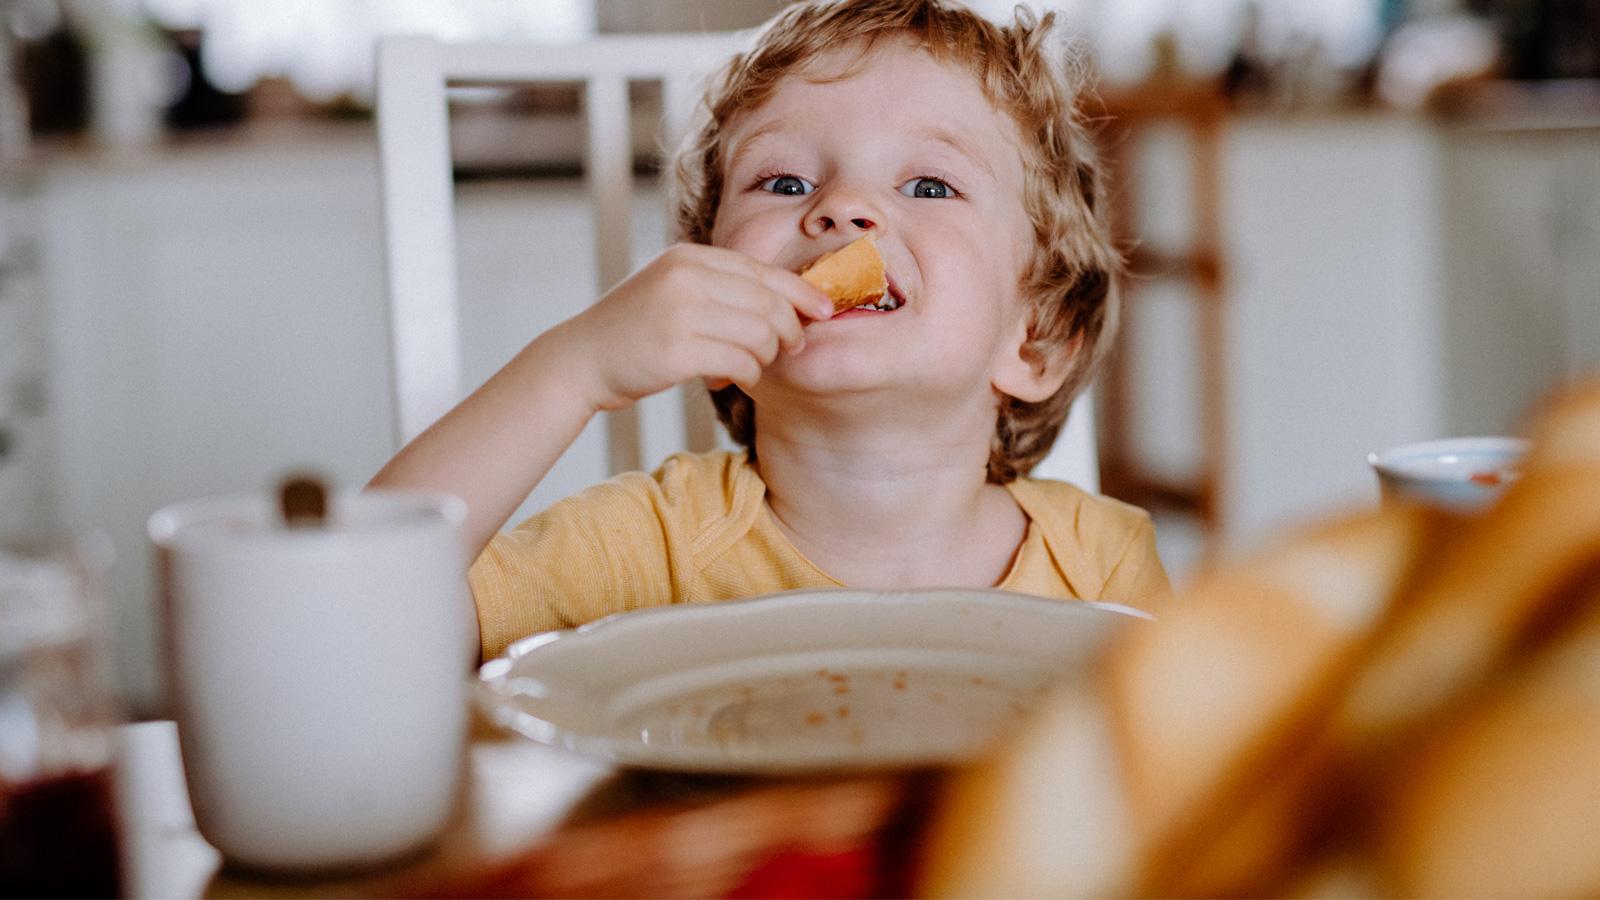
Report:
711,206,793,266
707,200,752,250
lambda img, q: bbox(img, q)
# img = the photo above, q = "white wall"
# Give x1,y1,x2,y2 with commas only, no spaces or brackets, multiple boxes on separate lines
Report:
1220,115,1447,548
41,136,393,714
1125,113,1600,556
38,128,672,714
1437,126,1600,435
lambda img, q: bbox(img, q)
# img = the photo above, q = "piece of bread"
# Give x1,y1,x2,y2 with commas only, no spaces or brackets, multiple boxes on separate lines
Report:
799,236,887,313
924,377,1600,898
1146,382,1600,896
1114,506,1445,895
1376,590,1600,898
920,505,1439,898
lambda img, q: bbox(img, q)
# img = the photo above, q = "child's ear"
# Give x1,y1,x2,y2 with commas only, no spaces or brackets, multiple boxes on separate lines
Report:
992,316,1079,404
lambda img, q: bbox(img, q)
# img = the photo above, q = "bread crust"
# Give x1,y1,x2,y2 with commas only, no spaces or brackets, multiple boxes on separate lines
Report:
922,378,1600,897
799,236,887,312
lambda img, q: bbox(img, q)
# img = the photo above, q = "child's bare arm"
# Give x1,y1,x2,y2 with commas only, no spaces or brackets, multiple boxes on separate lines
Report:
368,243,834,560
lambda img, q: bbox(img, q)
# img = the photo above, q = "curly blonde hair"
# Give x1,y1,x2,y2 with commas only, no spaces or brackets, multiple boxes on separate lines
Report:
671,0,1121,483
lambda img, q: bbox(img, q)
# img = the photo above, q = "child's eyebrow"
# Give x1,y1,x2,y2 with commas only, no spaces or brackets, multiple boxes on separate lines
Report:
727,119,787,174
910,125,997,183
725,120,998,183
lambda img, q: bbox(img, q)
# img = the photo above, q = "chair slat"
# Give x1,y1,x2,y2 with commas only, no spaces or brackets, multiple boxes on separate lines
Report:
377,36,465,448
661,71,724,455
583,74,642,474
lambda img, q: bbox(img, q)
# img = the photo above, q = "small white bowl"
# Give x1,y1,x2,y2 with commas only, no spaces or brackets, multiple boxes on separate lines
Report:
1367,436,1529,511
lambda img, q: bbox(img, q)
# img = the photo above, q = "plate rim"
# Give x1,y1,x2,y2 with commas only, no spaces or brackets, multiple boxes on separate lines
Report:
475,587,1150,773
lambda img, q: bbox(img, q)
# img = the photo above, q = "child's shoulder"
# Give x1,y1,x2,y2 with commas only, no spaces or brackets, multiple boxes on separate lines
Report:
1007,475,1154,541
642,449,755,496
547,449,752,520
591,449,759,527
526,450,758,561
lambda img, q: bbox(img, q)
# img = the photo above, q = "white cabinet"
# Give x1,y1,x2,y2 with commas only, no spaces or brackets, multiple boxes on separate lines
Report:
1219,115,1450,549
1216,115,1599,552
1436,125,1600,433
1118,113,1599,558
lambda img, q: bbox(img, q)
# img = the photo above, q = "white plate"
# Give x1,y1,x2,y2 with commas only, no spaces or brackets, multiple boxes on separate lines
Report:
475,588,1149,774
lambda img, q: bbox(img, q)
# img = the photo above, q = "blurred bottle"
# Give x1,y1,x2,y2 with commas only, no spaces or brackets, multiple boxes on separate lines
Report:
0,534,124,898
7,0,89,139
161,29,244,131
1474,0,1600,79
70,0,168,146
1222,2,1271,103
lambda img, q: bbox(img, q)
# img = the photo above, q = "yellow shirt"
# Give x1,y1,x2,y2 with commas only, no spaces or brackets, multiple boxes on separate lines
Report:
469,451,1173,661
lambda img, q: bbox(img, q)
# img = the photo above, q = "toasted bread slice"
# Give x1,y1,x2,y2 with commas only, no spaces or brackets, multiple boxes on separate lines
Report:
800,236,887,313
1378,593,1600,898
923,378,1600,898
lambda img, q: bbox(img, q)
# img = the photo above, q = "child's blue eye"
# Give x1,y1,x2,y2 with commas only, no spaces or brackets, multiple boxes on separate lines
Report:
759,174,814,195
899,177,955,199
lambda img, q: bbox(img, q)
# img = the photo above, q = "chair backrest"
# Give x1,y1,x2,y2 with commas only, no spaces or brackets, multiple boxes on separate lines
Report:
373,33,1099,492
375,33,742,476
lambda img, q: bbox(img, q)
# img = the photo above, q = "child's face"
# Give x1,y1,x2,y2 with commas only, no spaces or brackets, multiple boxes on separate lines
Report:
711,38,1058,416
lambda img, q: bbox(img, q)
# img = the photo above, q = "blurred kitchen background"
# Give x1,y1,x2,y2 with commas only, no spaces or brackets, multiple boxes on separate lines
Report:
1,0,1596,715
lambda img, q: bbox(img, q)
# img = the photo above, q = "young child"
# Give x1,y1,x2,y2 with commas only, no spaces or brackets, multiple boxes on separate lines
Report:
371,0,1173,661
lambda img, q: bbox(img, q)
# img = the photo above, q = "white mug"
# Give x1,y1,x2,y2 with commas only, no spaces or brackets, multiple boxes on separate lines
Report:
148,489,473,873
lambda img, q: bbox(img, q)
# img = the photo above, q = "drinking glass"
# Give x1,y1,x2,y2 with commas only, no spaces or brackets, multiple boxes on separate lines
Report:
0,533,124,896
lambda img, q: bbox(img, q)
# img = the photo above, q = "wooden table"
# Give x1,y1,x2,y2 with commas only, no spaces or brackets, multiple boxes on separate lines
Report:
116,720,925,898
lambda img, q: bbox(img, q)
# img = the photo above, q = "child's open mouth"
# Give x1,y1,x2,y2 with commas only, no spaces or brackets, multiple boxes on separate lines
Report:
844,279,905,314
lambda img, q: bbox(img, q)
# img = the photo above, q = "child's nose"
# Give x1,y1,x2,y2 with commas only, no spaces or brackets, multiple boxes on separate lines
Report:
803,188,880,237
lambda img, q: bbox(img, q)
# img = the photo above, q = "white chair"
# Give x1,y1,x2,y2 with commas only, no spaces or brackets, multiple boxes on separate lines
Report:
372,33,1099,492
375,33,742,477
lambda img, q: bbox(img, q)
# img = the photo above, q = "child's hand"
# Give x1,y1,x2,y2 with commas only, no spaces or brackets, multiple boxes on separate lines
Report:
566,244,835,411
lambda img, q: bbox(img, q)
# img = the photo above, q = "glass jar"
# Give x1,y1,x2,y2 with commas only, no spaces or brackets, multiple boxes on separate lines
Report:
0,535,124,897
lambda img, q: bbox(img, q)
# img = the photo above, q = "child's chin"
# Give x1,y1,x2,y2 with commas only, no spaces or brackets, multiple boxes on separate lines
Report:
767,359,899,398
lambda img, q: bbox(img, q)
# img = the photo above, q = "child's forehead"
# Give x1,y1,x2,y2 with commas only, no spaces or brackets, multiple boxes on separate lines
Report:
781,34,975,96
724,36,1006,143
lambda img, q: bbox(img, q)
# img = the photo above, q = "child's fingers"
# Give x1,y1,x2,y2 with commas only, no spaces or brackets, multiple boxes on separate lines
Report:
691,269,807,355
694,341,764,391
693,306,785,368
738,285,808,355
687,244,835,321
